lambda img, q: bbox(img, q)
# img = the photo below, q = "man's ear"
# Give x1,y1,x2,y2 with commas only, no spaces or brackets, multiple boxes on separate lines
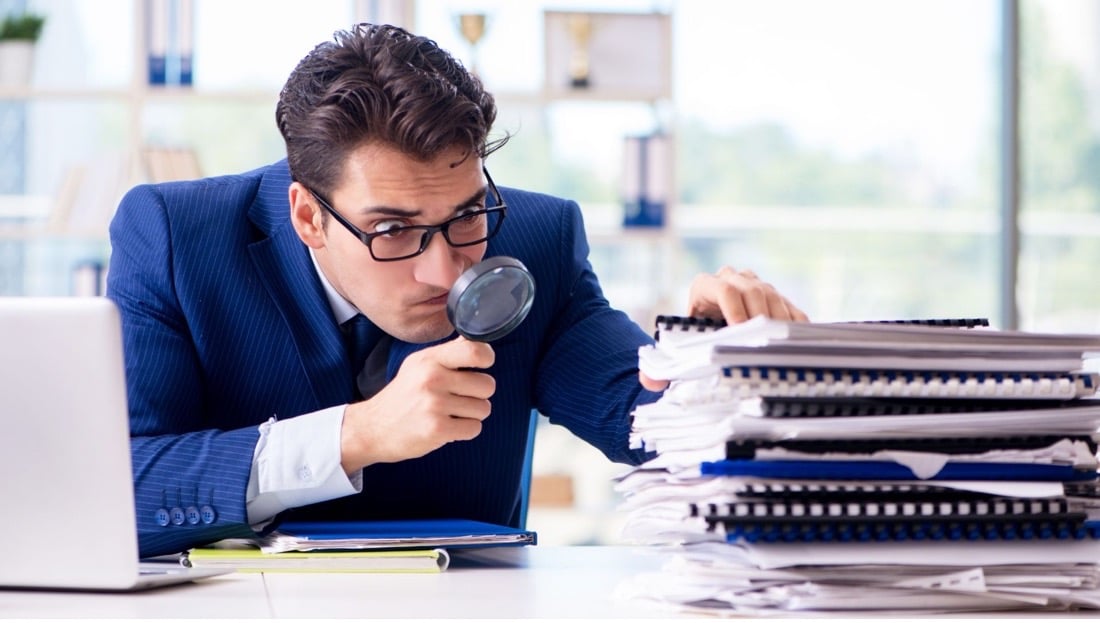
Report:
289,182,325,249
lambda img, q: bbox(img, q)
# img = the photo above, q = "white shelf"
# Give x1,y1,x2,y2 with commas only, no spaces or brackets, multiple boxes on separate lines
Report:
0,87,132,100
139,87,278,103
0,86,277,102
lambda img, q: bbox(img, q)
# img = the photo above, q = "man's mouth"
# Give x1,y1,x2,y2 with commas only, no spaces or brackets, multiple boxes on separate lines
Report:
419,292,450,306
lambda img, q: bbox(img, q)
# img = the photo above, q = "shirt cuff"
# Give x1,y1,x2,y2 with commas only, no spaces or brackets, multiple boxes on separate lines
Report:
246,405,364,526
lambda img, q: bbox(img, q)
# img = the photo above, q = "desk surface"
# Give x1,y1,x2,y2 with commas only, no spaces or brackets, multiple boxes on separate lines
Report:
0,546,670,619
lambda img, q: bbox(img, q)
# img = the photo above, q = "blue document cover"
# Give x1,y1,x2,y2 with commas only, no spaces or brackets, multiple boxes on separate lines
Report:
259,518,537,554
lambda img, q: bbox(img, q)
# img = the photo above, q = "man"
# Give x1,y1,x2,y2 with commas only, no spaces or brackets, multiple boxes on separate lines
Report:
107,23,806,558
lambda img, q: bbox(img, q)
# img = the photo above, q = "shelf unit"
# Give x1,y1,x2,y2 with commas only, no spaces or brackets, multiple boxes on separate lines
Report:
0,1,678,546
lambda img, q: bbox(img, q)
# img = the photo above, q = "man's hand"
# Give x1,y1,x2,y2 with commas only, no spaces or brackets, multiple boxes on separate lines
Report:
688,266,808,324
639,266,808,392
339,336,495,474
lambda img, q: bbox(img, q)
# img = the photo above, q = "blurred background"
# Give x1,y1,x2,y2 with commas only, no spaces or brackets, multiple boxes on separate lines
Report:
2,0,1098,544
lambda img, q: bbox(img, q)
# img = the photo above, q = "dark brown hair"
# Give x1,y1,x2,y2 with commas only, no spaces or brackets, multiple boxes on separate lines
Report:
276,23,507,196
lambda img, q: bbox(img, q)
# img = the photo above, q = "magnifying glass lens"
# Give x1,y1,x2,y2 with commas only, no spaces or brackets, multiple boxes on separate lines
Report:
447,257,536,342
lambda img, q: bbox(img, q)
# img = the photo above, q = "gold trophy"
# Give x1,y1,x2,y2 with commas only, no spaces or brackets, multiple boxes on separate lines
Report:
566,13,593,88
457,13,487,76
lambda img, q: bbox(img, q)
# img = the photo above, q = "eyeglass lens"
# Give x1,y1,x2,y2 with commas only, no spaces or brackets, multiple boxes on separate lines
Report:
371,209,502,260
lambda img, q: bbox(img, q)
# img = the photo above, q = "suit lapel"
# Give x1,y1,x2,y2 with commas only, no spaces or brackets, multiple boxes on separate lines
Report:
245,162,360,406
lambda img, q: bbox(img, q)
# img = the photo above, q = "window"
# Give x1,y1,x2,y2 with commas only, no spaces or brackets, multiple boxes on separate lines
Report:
1019,0,1100,332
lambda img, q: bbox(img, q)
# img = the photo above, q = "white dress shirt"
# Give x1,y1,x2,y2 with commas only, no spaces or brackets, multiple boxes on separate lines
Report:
244,250,364,526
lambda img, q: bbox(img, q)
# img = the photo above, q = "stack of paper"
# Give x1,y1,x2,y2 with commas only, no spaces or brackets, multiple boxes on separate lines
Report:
615,316,1100,615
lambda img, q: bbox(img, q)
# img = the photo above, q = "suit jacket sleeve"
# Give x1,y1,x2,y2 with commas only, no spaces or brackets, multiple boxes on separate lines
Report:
107,183,262,558
517,196,661,465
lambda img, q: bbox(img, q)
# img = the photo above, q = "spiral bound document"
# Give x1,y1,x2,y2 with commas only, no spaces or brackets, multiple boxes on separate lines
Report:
749,395,1087,418
689,480,1076,503
640,315,1100,381
690,486,1095,543
654,314,991,338
702,508,1099,544
620,313,1100,614
699,459,1100,482
695,493,1099,544
715,366,1100,400
695,496,1082,524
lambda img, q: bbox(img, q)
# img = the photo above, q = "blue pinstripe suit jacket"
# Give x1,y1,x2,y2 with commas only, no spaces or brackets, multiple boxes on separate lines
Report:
106,160,659,557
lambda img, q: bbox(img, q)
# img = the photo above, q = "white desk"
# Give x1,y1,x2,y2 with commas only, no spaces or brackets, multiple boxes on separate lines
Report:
0,546,669,619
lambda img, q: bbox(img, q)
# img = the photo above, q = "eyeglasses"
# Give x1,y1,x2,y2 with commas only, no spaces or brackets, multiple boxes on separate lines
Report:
309,168,507,262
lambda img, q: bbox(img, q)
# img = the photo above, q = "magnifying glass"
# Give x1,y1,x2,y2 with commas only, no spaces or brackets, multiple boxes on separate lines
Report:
447,256,536,342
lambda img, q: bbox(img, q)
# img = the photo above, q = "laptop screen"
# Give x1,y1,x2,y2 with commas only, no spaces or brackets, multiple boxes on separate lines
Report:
0,297,144,589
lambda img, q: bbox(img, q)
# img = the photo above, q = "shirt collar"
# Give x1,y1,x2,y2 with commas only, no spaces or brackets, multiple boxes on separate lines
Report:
309,248,359,325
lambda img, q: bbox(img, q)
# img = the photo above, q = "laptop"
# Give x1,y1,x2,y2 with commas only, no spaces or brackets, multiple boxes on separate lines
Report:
0,297,229,591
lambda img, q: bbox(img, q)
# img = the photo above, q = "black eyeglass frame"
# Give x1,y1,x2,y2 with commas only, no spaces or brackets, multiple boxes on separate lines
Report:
309,168,507,262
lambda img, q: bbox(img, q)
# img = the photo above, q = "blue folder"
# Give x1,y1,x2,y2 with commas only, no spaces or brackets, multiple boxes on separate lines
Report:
259,518,537,553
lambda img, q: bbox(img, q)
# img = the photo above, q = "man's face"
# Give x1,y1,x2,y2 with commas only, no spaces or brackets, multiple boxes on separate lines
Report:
308,143,489,343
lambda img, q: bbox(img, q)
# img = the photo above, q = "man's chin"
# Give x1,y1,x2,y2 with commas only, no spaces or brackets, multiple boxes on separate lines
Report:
391,320,456,345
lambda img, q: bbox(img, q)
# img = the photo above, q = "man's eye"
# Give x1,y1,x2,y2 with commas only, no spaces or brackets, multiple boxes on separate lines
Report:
373,220,409,235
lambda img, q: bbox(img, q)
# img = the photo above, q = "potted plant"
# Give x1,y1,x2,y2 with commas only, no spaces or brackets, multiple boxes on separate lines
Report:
0,12,46,86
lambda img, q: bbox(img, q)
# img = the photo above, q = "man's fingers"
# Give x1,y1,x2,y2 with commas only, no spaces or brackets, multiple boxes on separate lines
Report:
443,394,493,421
716,278,752,323
434,335,495,370
687,267,809,325
443,415,483,442
639,371,670,392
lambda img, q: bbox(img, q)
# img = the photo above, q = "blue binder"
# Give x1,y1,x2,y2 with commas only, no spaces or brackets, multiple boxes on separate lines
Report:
259,518,537,553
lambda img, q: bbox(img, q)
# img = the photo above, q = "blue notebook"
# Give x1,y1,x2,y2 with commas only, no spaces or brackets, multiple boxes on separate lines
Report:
258,518,537,554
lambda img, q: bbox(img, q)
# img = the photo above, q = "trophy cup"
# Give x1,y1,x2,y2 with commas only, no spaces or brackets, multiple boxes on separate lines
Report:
457,13,487,76
566,13,593,89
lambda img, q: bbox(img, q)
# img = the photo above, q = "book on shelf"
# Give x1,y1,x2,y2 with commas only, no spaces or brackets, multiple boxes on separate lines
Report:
621,133,669,228
146,0,194,86
141,146,202,183
55,152,135,233
146,0,168,85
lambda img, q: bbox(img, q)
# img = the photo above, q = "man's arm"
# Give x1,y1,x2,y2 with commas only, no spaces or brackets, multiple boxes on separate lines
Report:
108,184,265,557
511,194,659,466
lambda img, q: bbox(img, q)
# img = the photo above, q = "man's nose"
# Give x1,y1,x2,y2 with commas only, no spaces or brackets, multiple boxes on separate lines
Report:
411,232,463,290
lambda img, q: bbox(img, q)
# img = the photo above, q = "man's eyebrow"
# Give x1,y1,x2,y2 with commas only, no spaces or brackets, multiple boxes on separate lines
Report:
354,186,488,218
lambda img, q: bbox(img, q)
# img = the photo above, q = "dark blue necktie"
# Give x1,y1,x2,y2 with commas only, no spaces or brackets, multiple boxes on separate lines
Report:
338,317,391,400
341,314,380,398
